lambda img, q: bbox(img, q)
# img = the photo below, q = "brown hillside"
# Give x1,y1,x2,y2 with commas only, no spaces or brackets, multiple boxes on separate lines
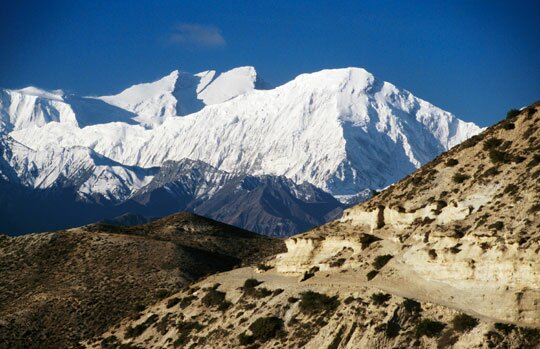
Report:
0,213,284,349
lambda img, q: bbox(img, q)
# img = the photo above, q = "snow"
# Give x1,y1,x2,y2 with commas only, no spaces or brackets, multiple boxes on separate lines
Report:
2,67,482,200
95,66,263,128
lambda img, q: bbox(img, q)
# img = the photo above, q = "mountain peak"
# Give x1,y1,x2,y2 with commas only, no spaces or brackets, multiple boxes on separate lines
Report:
13,86,65,101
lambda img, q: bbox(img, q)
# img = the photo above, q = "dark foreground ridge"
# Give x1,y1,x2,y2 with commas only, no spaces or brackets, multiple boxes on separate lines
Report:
0,212,285,349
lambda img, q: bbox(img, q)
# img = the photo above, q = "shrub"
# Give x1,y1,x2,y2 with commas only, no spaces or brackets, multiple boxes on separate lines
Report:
437,330,459,348
503,122,515,130
371,292,391,305
446,158,459,167
218,300,232,311
482,166,501,177
403,298,422,313
528,154,540,168
155,289,170,299
242,278,272,298
249,316,283,342
452,313,479,332
452,173,470,184
489,149,510,163
415,319,446,338
329,258,346,268
287,296,299,303
506,109,520,119
272,288,284,296
300,266,319,281
494,322,516,334
528,204,540,214
366,270,379,281
166,297,181,309
243,278,263,289
179,295,196,309
503,184,519,195
238,332,254,346
488,221,504,231
175,321,203,346
385,319,401,338
257,263,272,271
483,138,503,150
125,314,158,338
201,288,226,308
299,291,340,315
373,254,393,270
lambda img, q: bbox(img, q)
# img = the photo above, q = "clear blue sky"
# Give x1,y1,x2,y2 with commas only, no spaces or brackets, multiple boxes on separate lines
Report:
1,1,539,127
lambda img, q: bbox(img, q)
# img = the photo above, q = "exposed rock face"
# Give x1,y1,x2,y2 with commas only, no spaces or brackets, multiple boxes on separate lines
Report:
274,104,540,328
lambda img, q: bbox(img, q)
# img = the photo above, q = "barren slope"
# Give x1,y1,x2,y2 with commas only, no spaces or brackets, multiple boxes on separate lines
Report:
0,213,284,349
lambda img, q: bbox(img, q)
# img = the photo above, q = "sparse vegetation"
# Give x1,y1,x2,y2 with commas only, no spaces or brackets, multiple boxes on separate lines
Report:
155,289,170,299
300,266,319,281
403,298,421,313
166,297,181,308
366,270,379,281
201,288,227,308
299,291,339,315
372,254,393,270
489,149,511,164
483,138,503,150
506,109,520,119
124,314,158,338
452,173,470,184
371,292,391,305
174,321,203,346
488,221,504,231
238,316,283,346
243,278,263,289
452,313,479,332
179,295,197,309
446,158,459,167
248,316,283,342
257,263,273,271
329,258,346,268
503,122,515,130
272,288,284,296
415,319,446,338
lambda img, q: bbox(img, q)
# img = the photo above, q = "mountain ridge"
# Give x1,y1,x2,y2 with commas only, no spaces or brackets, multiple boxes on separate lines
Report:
0,66,481,235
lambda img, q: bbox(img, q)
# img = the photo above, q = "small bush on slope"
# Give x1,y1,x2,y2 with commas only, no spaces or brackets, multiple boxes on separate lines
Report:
299,291,339,315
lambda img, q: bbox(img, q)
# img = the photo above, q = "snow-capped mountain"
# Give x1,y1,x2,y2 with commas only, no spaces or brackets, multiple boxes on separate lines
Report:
0,66,481,235
96,66,268,127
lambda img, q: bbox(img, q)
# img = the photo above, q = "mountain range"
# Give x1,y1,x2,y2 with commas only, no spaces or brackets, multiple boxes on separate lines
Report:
0,66,481,235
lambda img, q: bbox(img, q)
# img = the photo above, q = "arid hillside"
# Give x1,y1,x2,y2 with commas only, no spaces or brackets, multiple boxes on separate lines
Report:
0,213,284,349
91,103,540,348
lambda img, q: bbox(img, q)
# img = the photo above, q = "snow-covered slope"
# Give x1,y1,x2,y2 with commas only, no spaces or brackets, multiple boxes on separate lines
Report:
96,66,265,127
9,67,481,197
1,135,156,203
0,87,137,133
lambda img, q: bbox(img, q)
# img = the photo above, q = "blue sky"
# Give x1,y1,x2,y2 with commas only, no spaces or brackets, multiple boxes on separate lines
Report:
1,1,539,127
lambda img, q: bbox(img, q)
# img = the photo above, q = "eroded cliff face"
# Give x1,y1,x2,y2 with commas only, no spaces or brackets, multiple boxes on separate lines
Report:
275,105,540,327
